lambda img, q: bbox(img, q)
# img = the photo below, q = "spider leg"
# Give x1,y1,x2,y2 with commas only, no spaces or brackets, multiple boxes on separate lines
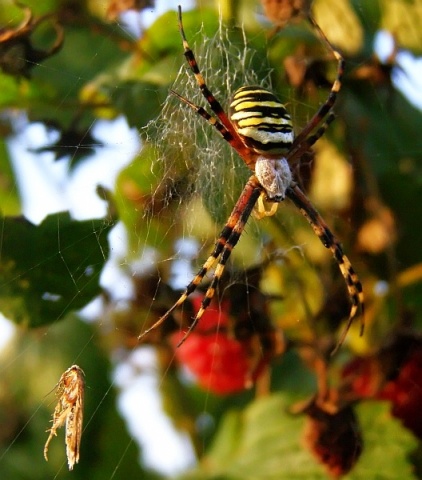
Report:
177,6,231,130
177,178,263,346
292,16,344,149
138,176,263,341
176,6,254,164
287,113,335,164
170,89,235,144
285,183,364,350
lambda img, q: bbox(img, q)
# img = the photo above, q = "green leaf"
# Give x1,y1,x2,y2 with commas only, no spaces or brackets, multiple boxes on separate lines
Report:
348,402,418,479
12,21,127,125
0,317,158,480
108,80,168,129
0,137,20,215
0,212,112,327
381,0,422,54
91,9,220,129
179,395,326,479
176,396,417,479
115,141,195,256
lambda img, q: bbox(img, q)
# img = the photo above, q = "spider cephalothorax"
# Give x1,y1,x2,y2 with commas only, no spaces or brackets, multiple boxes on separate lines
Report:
139,6,364,352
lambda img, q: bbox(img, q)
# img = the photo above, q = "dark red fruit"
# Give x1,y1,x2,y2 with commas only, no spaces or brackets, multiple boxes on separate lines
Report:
378,348,422,439
342,333,422,439
303,400,363,478
170,296,270,394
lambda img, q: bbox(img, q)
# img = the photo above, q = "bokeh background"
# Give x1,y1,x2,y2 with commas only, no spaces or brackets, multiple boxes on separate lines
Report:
1,0,422,478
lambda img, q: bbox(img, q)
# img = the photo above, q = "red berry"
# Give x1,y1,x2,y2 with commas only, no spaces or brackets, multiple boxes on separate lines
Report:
342,335,422,440
170,296,269,394
303,400,363,478
342,357,383,399
378,348,422,439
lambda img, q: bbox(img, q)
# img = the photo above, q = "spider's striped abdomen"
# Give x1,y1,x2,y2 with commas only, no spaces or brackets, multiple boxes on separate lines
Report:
229,86,294,155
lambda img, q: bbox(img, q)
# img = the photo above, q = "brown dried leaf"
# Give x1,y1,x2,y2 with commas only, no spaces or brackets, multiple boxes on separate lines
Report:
44,365,85,471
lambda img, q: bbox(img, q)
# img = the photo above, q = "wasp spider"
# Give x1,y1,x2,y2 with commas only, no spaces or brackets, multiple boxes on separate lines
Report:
139,6,364,351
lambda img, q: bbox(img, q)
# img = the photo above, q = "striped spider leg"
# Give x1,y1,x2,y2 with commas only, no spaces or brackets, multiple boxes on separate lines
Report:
286,182,364,353
139,6,364,351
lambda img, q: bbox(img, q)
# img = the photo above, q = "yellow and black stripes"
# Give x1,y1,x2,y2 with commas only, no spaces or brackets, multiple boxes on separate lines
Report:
177,7,224,120
170,89,235,144
291,15,344,148
229,86,294,154
286,183,364,350
175,6,257,165
139,177,263,343
138,6,364,352
177,178,263,345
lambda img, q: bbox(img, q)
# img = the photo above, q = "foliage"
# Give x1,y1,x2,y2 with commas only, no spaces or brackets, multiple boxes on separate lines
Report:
0,0,422,479
177,397,417,480
0,212,111,326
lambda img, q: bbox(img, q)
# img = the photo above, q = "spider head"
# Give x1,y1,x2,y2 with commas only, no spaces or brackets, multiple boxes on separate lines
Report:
255,157,292,202
229,86,295,155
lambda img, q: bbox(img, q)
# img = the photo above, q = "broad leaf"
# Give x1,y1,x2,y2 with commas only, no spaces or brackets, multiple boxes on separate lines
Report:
176,396,417,479
0,212,111,327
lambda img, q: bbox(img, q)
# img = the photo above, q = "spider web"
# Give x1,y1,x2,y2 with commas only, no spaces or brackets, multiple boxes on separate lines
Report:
0,7,284,478
151,31,259,210
0,7,317,478
139,19,285,282
4,1,422,479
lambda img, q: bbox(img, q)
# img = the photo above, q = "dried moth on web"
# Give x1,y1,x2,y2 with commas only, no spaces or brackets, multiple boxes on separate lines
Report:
44,365,85,470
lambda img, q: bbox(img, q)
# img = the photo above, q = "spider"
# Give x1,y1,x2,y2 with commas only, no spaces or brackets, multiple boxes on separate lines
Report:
139,6,364,351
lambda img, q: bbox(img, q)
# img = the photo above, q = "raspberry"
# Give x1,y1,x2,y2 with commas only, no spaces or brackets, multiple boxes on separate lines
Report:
303,400,363,477
378,348,422,439
170,296,270,394
342,356,383,399
342,333,422,440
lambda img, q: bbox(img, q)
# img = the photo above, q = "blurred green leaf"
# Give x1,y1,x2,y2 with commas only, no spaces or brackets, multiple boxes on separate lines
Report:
0,212,112,327
28,24,126,124
0,136,20,215
342,86,422,175
108,80,168,129
176,397,417,479
350,402,418,480
0,317,159,480
0,0,422,478
381,0,422,54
